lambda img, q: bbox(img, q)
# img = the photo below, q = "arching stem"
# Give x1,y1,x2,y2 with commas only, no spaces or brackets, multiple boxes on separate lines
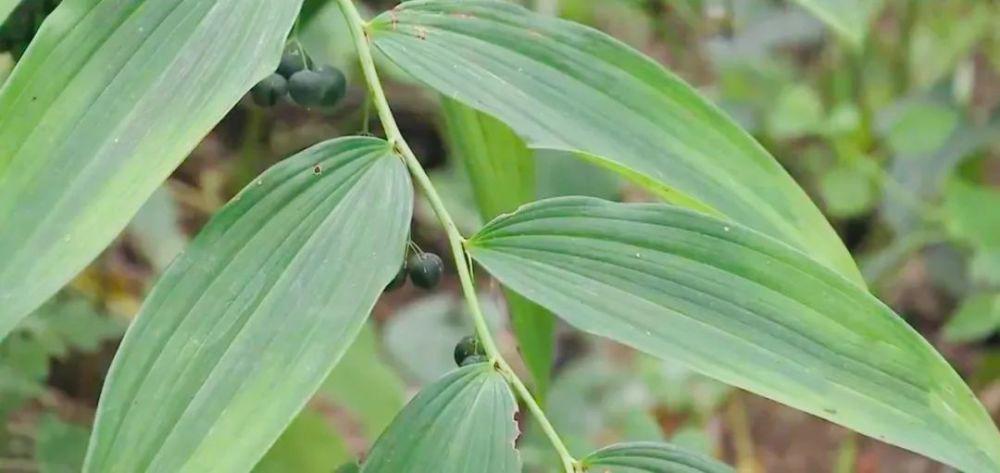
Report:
335,1,578,471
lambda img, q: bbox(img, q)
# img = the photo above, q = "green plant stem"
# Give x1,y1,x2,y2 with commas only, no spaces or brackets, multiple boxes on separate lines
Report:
336,1,577,471
237,106,266,188
360,89,372,135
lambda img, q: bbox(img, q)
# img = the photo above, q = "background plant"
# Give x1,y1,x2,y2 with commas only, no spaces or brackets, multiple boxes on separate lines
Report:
0,0,998,472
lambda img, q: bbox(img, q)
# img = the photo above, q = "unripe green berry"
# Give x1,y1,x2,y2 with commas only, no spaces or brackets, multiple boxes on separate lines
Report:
407,253,443,290
454,335,486,366
288,66,348,109
277,49,308,78
250,73,288,107
315,65,348,108
288,70,326,108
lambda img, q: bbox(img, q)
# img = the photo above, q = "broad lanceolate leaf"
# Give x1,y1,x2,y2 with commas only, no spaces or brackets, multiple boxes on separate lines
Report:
371,0,861,285
582,442,734,473
468,197,1000,472
441,97,553,398
362,364,520,473
0,0,304,340
790,0,883,46
84,137,413,472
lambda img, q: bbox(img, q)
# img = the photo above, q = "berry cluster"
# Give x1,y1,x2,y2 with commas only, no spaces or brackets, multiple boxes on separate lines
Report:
0,0,60,59
250,47,347,109
384,252,444,292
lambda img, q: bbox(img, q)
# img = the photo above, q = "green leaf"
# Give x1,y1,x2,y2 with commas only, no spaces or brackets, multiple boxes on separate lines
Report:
321,323,407,441
0,0,305,340
0,294,123,416
361,364,520,473
581,442,733,473
884,101,959,157
36,414,90,473
257,324,401,472
971,249,1000,288
83,137,413,472
467,197,1000,472
441,97,553,398
943,178,1000,249
0,334,49,406
254,409,352,473
25,297,124,356
0,0,19,25
9,295,123,360
336,463,361,473
766,85,824,139
790,0,883,46
370,0,861,285
504,290,553,397
942,294,1000,344
536,149,620,201
819,163,876,219
880,114,1000,235
441,97,534,221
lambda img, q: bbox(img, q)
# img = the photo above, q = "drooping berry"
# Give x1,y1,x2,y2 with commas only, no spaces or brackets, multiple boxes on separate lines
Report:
288,70,325,107
250,73,288,107
314,65,348,108
384,264,407,292
288,66,348,108
453,335,486,367
407,252,443,290
460,354,489,367
277,49,308,78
